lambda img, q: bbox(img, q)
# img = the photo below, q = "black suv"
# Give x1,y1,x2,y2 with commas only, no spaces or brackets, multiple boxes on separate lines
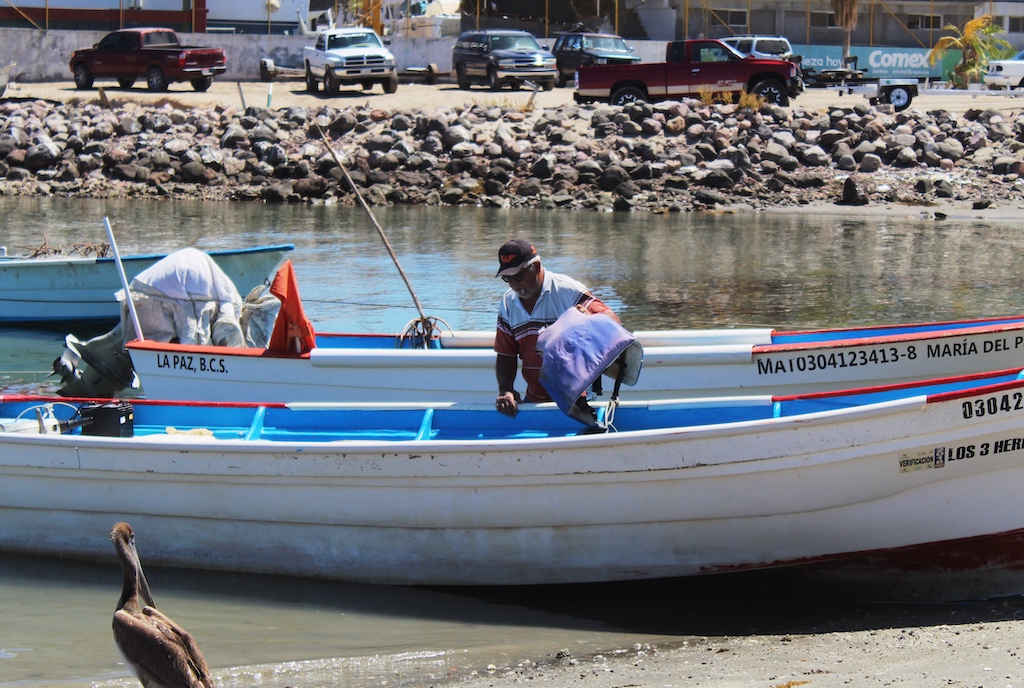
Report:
551,31,640,87
451,29,557,91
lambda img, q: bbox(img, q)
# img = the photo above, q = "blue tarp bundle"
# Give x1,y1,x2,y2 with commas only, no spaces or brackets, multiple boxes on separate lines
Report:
537,308,643,426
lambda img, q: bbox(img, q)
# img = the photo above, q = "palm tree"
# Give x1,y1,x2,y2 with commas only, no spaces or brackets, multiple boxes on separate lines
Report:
928,14,1012,89
832,0,858,60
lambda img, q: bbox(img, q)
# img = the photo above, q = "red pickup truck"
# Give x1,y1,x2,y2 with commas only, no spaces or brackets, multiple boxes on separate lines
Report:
70,28,227,93
574,38,802,107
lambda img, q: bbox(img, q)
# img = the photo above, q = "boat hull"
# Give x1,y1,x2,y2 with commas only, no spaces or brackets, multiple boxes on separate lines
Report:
0,244,293,324
2,371,1024,598
128,316,1024,401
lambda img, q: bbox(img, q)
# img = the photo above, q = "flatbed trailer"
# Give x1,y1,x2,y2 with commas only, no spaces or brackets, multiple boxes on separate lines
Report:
802,64,919,111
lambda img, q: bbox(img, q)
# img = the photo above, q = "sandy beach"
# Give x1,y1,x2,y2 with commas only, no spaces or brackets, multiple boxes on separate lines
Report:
7,77,1024,116
429,575,1024,688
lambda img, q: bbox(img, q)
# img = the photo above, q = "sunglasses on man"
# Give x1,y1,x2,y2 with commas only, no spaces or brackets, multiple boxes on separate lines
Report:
501,259,538,284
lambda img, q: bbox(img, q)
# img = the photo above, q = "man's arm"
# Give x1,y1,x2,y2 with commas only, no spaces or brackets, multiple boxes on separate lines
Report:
496,352,519,395
495,352,521,417
582,294,621,324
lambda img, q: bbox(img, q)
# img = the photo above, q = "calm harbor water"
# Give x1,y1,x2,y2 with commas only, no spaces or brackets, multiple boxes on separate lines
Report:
3,196,1024,687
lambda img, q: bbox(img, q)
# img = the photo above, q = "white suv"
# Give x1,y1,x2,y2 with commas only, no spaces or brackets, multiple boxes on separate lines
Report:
720,35,795,61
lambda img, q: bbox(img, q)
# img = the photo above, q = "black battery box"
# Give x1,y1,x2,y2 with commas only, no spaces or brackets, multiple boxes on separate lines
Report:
80,401,134,437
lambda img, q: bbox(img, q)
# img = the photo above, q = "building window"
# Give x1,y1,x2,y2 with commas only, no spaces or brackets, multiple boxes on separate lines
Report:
712,9,748,28
1009,16,1024,32
907,14,942,30
810,11,837,28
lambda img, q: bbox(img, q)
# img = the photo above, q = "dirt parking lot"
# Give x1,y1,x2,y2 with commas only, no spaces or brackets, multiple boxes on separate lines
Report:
7,78,1024,115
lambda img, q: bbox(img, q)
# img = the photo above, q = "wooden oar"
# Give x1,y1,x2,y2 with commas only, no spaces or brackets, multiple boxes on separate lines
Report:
315,124,449,347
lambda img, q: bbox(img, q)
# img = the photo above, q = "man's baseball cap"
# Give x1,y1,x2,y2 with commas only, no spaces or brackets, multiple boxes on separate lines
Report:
496,239,539,277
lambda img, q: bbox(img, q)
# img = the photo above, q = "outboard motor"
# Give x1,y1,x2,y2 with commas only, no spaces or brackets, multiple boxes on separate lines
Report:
53,321,137,398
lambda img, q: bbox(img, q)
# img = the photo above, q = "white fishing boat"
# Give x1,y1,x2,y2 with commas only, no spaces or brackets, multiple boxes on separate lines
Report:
3,367,1024,599
0,243,293,324
125,310,1024,402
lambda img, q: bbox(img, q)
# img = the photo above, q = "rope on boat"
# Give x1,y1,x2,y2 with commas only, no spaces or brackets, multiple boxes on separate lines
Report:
397,315,454,348
316,123,439,348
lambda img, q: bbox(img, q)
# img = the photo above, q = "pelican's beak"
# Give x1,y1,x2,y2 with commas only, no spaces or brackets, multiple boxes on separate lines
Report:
131,541,157,608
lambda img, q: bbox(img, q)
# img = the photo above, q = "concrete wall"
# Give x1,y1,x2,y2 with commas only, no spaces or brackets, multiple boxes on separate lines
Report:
1,27,668,82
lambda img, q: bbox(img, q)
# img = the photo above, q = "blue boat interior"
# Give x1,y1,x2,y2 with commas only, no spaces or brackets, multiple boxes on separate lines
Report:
320,333,448,350
2,370,1021,443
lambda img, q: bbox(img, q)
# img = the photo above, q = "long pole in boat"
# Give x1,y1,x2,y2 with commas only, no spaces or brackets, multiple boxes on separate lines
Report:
315,124,444,346
103,217,145,342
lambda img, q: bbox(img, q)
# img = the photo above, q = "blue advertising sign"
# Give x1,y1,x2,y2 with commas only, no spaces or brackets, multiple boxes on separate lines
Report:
793,44,959,79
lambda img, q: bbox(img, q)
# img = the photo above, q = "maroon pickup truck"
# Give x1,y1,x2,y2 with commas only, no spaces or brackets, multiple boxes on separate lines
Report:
575,38,802,107
70,28,227,93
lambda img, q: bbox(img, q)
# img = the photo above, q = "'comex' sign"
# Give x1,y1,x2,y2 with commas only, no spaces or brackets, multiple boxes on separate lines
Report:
793,44,956,79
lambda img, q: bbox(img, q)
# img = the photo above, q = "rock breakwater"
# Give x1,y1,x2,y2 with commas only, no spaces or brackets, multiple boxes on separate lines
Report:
0,96,1022,212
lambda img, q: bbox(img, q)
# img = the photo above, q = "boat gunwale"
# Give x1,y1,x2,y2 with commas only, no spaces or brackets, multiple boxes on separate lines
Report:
0,243,295,267
756,320,1024,354
3,367,1024,456
125,315,1024,362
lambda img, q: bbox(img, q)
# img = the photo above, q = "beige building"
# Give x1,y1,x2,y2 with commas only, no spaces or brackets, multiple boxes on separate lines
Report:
460,0,1021,47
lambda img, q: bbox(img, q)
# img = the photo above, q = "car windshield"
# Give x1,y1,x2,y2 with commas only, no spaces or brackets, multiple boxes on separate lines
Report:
327,32,382,50
583,36,629,52
490,34,540,51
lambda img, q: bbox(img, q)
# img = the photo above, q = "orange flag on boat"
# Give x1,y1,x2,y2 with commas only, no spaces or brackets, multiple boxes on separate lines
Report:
268,260,317,353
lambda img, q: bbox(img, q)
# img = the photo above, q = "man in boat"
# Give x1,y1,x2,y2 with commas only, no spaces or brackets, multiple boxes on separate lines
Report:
494,239,619,417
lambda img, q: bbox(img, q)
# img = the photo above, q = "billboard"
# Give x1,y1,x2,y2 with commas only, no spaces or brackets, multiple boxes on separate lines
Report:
793,44,960,80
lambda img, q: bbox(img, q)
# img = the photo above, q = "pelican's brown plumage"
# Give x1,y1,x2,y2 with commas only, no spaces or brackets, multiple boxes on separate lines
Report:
110,522,215,688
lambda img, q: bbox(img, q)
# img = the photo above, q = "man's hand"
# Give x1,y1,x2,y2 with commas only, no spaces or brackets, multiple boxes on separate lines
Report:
496,390,521,417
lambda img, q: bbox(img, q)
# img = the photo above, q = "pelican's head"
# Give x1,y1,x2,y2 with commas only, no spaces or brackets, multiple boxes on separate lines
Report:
110,522,156,609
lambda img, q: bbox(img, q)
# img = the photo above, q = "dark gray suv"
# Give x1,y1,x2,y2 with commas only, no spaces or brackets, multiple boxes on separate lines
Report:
451,29,557,91
551,32,640,87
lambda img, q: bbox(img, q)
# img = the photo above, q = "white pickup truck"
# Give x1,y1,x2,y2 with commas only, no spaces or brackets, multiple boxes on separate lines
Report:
303,27,398,95
986,49,1024,89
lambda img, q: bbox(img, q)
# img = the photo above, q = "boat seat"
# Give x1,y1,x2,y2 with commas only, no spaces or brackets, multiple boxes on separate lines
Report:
414,408,434,440
244,406,267,440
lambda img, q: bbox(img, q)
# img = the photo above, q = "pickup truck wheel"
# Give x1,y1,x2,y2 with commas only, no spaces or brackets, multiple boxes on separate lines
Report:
191,77,213,92
456,64,469,90
883,86,912,111
488,67,501,91
383,74,398,93
751,79,788,106
146,67,168,92
542,80,554,91
324,71,340,95
610,85,646,106
117,77,135,89
305,65,318,93
555,71,567,88
73,64,94,90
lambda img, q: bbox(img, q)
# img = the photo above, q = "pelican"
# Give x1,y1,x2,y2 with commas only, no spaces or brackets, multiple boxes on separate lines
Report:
110,522,215,688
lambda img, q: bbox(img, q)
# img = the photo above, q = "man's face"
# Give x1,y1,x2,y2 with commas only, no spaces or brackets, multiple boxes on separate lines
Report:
503,262,541,300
